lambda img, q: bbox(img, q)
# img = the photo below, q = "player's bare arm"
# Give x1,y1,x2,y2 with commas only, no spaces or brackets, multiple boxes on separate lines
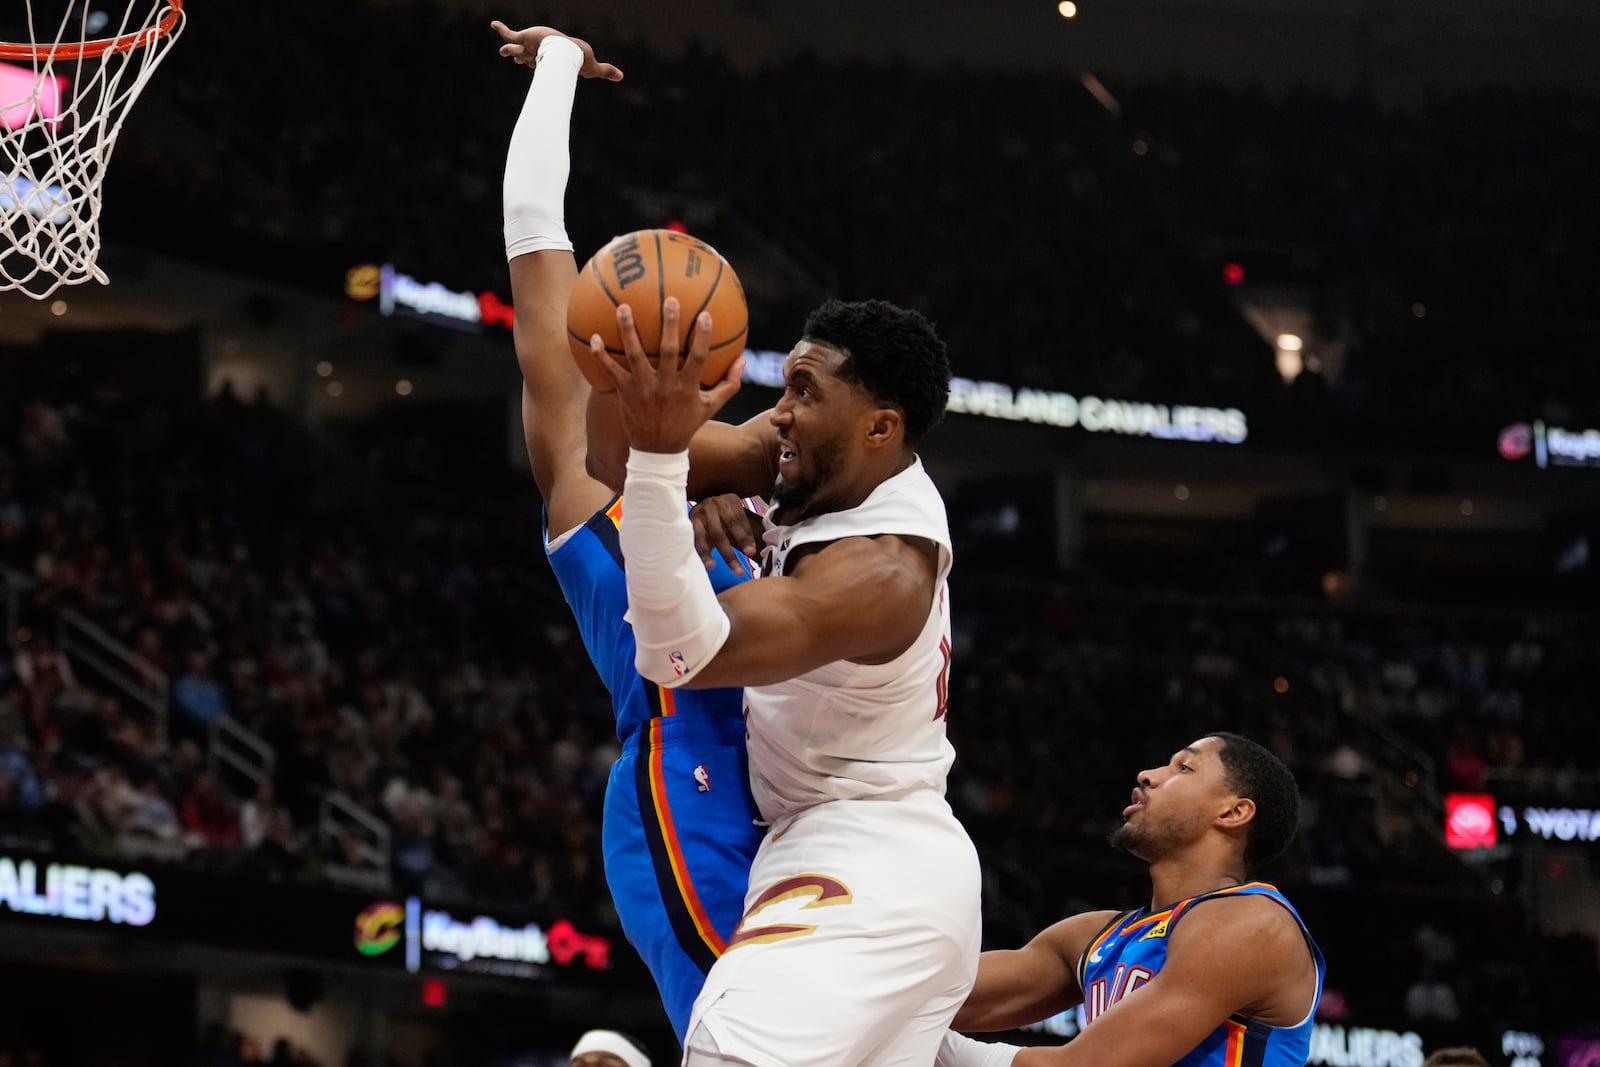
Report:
953,911,1116,1033
1013,896,1318,1067
680,530,936,688
496,21,622,534
586,391,780,500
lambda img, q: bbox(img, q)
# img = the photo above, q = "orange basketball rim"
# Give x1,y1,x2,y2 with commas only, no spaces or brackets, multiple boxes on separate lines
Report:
0,1,184,60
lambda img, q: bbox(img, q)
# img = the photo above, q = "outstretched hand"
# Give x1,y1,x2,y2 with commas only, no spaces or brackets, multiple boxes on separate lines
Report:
591,298,746,455
690,495,765,576
489,21,624,81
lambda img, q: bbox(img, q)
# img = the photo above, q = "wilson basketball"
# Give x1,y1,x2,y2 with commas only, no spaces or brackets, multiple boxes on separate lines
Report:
567,229,750,391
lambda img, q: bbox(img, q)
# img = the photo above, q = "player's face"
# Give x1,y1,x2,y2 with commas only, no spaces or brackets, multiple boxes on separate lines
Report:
571,1056,632,1067
1110,736,1237,861
768,341,874,523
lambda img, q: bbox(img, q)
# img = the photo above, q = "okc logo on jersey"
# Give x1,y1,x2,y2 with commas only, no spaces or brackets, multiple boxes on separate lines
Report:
1083,964,1155,1024
668,650,688,676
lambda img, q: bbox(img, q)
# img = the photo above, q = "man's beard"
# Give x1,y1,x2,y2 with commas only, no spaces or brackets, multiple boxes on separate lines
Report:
1108,821,1145,858
1107,818,1166,862
771,436,842,522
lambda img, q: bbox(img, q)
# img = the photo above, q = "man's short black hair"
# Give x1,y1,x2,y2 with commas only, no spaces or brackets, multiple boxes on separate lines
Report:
801,298,951,445
1424,1049,1490,1067
1208,732,1301,870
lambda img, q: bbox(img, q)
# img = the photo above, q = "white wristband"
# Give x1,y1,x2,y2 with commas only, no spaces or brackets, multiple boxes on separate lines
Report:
935,1032,1023,1067
620,448,732,687
502,36,582,260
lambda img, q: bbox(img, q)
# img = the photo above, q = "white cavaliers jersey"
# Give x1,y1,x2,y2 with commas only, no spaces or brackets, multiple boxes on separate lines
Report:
745,457,955,823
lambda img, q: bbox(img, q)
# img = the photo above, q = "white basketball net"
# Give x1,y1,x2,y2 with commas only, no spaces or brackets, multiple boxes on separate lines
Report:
0,1,185,299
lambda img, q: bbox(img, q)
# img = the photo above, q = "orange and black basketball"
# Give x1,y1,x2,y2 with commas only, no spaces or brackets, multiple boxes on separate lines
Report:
567,228,749,391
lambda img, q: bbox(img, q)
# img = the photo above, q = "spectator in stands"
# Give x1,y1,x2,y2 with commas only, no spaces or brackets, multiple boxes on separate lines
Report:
1404,962,1463,1024
174,651,230,731
239,780,277,848
181,770,241,849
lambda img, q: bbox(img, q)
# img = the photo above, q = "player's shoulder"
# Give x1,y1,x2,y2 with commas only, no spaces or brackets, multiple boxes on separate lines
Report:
788,532,936,585
1171,888,1306,955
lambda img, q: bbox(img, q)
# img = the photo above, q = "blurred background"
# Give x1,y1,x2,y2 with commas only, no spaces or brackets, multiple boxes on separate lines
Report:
0,0,1598,1063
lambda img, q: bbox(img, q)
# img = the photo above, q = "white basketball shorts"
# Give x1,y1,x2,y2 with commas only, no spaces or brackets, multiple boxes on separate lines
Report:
682,790,982,1067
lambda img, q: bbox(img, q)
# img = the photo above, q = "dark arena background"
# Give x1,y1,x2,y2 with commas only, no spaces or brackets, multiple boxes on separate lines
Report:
1,0,1598,1063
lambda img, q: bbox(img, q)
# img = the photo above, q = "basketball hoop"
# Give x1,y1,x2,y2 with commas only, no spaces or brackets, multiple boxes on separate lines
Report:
0,1,185,299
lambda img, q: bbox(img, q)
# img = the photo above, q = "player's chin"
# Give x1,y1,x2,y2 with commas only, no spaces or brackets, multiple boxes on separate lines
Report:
771,477,812,513
1106,822,1142,854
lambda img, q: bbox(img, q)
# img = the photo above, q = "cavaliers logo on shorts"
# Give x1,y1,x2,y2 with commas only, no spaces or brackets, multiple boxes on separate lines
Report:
727,874,853,949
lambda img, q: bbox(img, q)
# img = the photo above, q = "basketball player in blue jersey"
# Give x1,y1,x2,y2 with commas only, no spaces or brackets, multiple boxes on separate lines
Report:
935,732,1325,1067
493,22,764,1041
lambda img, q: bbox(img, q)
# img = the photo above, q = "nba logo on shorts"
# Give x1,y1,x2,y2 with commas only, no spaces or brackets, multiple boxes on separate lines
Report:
669,650,688,677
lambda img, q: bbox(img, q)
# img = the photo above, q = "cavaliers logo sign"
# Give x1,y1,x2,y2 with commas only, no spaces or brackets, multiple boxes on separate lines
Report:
354,900,404,956
727,874,853,949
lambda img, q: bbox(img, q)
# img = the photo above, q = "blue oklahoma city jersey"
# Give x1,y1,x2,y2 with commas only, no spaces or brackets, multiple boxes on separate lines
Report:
1078,883,1326,1067
545,493,764,1042
546,494,749,738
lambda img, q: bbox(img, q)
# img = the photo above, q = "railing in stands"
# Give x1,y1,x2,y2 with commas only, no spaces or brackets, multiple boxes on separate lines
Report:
319,791,392,892
208,714,275,795
54,607,171,746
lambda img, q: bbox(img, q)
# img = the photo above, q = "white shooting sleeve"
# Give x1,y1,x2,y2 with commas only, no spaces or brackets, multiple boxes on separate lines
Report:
935,1032,1024,1067
502,35,581,259
619,448,733,687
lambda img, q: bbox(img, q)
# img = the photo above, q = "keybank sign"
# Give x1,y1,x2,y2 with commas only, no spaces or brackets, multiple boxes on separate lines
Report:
0,856,156,926
1498,420,1600,470
356,898,612,977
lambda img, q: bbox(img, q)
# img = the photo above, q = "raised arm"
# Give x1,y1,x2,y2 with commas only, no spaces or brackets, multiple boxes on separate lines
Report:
494,22,621,535
586,391,780,500
952,911,1113,1033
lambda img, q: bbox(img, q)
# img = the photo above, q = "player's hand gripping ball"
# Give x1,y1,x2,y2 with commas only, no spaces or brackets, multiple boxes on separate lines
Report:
567,229,749,392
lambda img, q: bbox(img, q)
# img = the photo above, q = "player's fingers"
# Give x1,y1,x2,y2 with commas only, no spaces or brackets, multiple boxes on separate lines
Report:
682,311,714,380
713,498,751,575
589,335,630,391
691,506,737,573
614,304,656,382
656,298,684,378
690,509,716,569
701,354,744,414
735,503,762,559
700,498,748,576
718,500,754,576
596,62,624,82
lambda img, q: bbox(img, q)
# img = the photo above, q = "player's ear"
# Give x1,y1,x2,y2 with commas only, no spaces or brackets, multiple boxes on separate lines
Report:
1218,795,1256,831
863,405,902,449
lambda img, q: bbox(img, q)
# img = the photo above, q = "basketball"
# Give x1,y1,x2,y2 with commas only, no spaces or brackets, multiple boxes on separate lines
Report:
567,229,750,392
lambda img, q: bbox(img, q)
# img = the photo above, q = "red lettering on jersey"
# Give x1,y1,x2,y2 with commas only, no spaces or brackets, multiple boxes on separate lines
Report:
932,635,952,720
1084,965,1156,1027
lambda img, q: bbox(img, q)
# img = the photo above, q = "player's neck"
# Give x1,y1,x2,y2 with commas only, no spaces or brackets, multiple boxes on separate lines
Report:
842,451,915,511
1145,856,1249,913
778,452,916,525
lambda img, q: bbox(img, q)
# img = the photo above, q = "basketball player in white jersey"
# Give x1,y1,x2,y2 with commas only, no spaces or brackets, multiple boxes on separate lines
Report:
586,297,980,1066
